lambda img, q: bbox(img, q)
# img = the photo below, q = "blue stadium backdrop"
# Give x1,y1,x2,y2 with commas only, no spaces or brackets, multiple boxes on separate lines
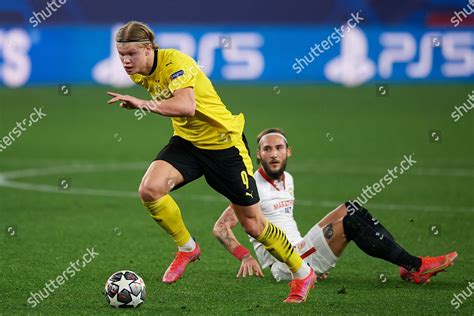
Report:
0,0,473,87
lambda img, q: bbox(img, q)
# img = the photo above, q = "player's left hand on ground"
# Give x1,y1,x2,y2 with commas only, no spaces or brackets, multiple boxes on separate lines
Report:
237,255,264,278
107,91,143,110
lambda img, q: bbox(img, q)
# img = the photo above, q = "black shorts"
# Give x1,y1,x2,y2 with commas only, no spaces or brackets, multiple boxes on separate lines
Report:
154,135,260,206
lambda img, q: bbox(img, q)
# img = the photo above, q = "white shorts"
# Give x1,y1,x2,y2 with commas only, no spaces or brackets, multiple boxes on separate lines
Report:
255,224,338,282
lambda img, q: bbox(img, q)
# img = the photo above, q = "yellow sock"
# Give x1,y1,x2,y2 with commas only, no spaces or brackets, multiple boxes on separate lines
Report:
143,195,191,247
256,221,303,273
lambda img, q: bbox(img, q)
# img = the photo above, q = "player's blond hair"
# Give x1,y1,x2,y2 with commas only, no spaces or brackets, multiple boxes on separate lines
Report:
115,21,159,49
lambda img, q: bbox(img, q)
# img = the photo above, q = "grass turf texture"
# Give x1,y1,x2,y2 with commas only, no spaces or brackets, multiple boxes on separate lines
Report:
0,84,473,315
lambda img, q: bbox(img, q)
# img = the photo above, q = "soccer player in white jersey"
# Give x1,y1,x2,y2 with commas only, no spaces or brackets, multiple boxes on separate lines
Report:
213,128,457,284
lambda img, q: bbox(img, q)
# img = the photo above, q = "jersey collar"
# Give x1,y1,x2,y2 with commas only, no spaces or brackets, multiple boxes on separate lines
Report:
258,167,286,191
147,48,159,76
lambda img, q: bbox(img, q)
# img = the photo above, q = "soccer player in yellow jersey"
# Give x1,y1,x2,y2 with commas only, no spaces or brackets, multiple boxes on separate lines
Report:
106,21,316,303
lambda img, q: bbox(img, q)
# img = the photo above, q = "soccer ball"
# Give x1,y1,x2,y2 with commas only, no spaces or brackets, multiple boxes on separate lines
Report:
104,270,146,308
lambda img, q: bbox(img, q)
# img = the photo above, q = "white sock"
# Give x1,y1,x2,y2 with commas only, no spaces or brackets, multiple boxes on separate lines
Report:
178,237,196,252
291,263,311,279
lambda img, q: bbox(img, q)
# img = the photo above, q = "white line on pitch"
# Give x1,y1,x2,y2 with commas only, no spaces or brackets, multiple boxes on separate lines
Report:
0,163,472,213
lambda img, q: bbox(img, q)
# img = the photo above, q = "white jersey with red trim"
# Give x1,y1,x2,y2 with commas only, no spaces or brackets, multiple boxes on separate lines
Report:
250,168,303,251
248,167,338,278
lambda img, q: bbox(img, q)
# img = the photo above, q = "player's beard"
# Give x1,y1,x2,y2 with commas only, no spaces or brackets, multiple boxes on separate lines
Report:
262,157,287,180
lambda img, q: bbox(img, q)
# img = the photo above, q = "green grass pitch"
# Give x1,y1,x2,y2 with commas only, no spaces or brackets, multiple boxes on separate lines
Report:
0,84,473,314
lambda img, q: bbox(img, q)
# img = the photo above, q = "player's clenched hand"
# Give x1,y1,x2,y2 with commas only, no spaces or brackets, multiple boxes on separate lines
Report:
107,92,143,110
237,255,264,278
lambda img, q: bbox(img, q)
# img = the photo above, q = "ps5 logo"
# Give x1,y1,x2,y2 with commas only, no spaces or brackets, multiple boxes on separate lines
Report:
325,29,474,86
325,28,376,87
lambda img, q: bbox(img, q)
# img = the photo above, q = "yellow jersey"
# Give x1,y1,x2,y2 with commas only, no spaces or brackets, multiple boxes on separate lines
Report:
130,49,245,150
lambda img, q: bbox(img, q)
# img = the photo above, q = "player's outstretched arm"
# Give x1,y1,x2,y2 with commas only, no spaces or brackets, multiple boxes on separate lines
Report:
213,206,264,278
106,87,196,117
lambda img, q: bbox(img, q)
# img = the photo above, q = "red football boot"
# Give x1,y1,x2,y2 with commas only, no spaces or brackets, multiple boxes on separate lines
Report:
400,251,457,284
162,243,201,284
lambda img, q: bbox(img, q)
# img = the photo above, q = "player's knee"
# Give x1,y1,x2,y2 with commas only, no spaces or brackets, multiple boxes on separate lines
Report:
243,225,260,238
138,180,168,202
138,184,156,202
240,218,263,238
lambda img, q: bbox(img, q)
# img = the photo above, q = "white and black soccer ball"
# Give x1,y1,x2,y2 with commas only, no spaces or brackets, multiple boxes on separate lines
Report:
104,270,146,308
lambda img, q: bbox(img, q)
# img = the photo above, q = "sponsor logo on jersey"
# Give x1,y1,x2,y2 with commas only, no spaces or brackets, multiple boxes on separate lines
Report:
273,199,294,210
170,70,184,80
